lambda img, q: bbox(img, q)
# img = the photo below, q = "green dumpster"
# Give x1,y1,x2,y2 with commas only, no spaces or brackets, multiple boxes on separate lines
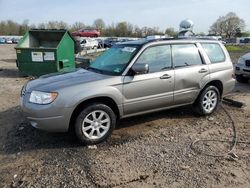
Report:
15,29,76,77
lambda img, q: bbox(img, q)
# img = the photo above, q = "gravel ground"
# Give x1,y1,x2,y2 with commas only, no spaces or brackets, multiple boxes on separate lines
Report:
0,44,250,188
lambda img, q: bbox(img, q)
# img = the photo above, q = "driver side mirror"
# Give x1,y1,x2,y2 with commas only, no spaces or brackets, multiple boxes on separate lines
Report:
131,63,149,75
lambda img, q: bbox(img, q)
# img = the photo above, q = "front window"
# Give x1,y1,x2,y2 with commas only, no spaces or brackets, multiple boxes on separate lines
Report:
88,45,139,75
135,45,172,73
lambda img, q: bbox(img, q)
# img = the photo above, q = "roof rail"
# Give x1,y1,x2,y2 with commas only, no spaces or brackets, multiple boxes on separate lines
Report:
144,36,218,43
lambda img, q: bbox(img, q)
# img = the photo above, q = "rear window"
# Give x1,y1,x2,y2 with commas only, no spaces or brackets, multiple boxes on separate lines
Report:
201,43,225,63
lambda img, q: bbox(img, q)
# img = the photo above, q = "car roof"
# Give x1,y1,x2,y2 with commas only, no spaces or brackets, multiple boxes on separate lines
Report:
121,37,220,47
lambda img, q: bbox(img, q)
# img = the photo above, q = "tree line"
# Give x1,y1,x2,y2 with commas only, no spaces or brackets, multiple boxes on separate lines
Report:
0,19,165,37
0,12,249,38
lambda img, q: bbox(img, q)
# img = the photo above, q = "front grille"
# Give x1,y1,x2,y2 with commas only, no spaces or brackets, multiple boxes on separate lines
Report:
246,60,250,67
243,69,250,72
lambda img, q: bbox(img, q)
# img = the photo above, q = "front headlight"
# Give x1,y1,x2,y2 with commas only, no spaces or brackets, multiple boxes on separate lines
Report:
29,91,58,104
237,58,245,65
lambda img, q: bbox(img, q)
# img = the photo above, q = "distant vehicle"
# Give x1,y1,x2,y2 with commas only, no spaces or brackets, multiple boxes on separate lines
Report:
235,53,250,83
95,38,105,48
117,38,131,43
72,28,100,37
80,38,98,49
236,37,250,44
12,38,20,44
6,38,13,44
0,38,6,44
103,37,119,48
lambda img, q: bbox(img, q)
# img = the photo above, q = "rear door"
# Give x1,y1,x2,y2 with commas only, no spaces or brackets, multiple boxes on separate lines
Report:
123,44,174,115
172,43,210,105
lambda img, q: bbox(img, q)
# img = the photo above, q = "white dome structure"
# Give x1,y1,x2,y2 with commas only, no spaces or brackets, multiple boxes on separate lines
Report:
178,19,195,37
179,19,194,31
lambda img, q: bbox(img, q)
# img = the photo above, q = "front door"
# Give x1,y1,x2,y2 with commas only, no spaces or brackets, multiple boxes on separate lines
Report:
122,45,174,116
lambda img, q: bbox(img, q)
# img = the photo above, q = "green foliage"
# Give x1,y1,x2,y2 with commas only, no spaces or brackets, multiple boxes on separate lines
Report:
240,32,250,37
225,44,250,52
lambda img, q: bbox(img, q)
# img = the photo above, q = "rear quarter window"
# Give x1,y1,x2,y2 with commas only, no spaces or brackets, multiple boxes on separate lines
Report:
201,43,225,63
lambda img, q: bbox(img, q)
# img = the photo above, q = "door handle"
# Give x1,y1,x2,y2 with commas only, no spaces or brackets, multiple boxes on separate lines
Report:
199,68,208,73
160,74,172,79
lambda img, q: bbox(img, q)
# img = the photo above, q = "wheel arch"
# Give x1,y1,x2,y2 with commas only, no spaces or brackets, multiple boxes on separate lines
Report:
68,96,120,132
205,80,223,97
195,80,223,104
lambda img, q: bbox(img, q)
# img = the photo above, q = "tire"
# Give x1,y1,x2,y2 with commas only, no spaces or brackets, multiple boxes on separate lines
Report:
75,103,116,145
236,75,249,83
193,86,220,116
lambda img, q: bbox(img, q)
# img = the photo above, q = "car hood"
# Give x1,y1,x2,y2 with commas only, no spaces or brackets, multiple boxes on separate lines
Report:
26,68,112,92
242,53,250,60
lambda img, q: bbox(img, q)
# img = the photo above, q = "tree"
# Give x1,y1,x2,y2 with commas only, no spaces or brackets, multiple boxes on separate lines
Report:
240,32,250,37
93,19,105,31
209,12,245,38
57,21,69,30
165,27,177,37
70,22,85,32
196,32,206,36
115,22,128,37
37,23,46,29
46,21,68,30
0,21,7,35
18,19,29,35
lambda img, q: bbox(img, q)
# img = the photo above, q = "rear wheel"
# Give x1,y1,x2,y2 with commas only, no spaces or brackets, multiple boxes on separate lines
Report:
236,75,249,83
193,86,220,116
75,103,116,145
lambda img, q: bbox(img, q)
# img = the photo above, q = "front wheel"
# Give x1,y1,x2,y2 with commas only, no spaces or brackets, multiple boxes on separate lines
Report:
193,86,220,116
75,103,116,145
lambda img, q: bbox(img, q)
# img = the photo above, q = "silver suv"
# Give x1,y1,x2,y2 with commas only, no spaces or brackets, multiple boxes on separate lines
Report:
21,38,235,144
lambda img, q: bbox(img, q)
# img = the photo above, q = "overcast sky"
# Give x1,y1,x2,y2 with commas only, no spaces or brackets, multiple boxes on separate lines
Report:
0,0,249,33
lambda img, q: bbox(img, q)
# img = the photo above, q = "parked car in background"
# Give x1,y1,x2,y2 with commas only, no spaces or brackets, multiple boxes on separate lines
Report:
80,38,99,49
12,38,20,44
72,28,100,37
103,37,119,48
6,38,13,44
235,53,250,83
96,38,105,48
0,38,6,44
21,38,235,145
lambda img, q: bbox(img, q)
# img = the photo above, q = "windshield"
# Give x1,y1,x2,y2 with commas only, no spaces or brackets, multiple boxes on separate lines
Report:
88,45,140,75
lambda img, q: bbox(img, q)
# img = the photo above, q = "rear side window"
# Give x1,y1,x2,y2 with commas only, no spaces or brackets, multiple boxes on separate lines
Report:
201,43,225,63
172,44,203,68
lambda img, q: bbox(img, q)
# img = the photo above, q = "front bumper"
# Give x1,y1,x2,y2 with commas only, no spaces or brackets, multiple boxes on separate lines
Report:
235,65,250,78
20,94,73,132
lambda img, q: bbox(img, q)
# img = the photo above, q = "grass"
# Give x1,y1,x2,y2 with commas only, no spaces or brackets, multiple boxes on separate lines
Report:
225,44,250,53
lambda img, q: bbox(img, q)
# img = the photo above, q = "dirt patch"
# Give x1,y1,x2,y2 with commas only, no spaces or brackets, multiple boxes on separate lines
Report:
0,44,250,187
